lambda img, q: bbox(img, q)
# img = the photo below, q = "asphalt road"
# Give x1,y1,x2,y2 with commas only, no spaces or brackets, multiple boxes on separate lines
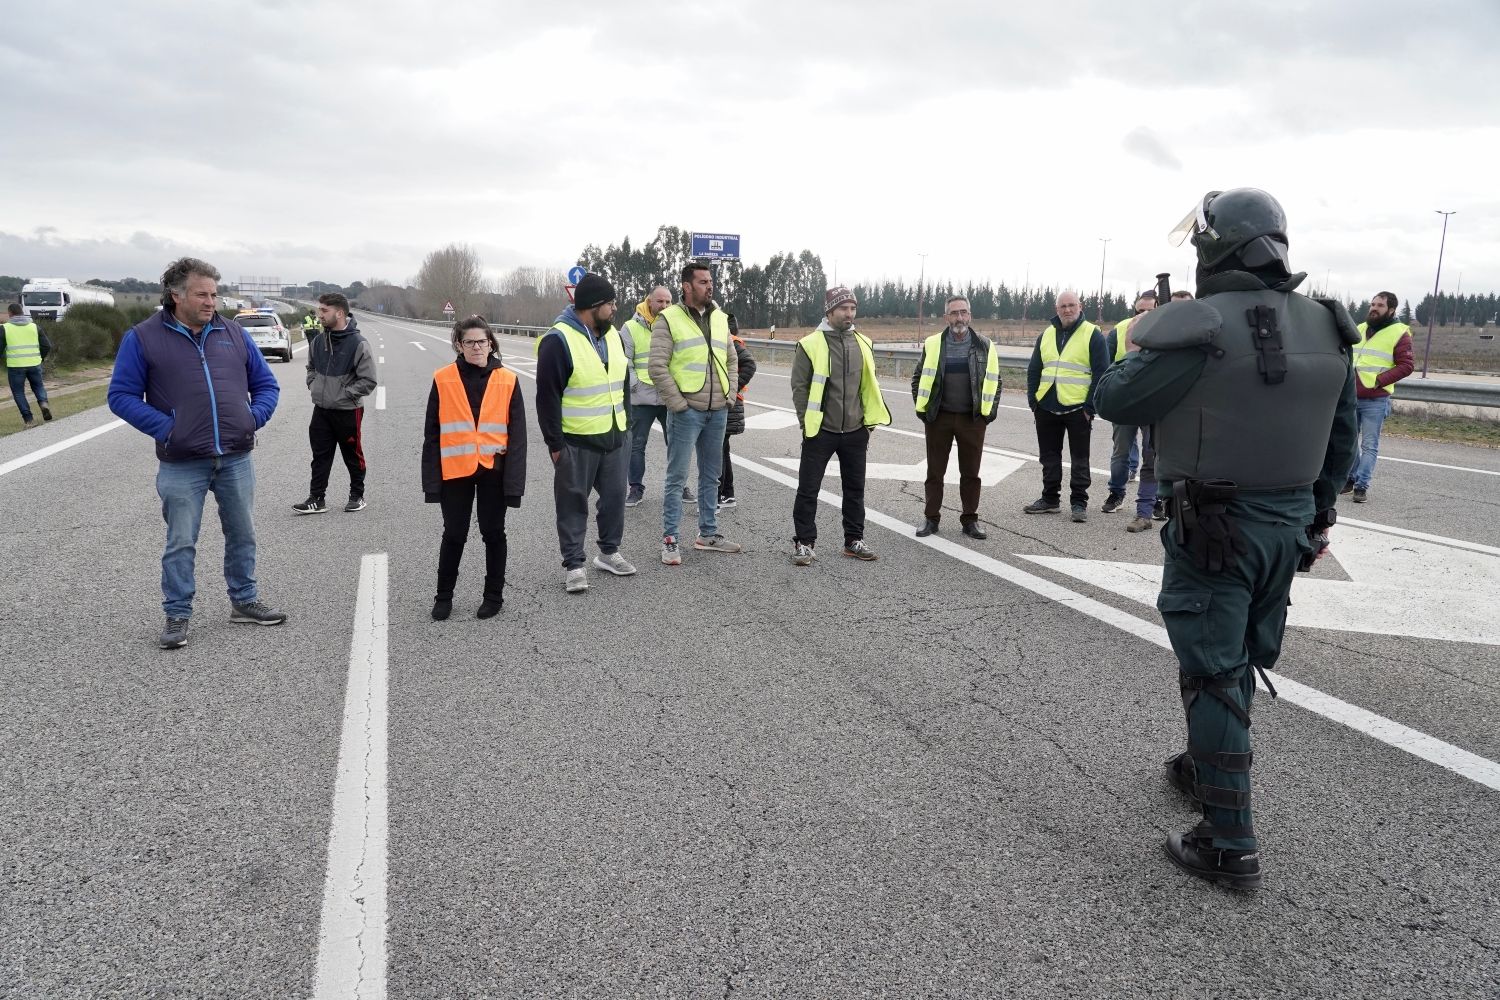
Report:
2,313,1497,999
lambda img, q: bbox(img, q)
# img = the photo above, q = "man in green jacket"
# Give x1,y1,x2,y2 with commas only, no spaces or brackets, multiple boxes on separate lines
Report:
1095,188,1358,890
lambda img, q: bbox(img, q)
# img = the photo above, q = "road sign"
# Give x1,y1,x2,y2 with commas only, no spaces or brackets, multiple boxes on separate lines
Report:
442,301,455,314
690,232,741,260
565,284,576,304
567,265,587,284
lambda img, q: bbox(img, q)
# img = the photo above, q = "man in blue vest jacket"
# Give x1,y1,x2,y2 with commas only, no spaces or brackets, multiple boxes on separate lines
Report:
108,257,286,649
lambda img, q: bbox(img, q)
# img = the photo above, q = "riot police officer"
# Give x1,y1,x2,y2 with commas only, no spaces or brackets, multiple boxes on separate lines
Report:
1094,188,1359,889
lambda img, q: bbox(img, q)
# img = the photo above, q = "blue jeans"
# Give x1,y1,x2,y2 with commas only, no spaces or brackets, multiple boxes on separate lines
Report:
1350,396,1392,489
7,365,47,421
156,452,259,617
662,406,726,540
628,403,670,489
1108,423,1142,495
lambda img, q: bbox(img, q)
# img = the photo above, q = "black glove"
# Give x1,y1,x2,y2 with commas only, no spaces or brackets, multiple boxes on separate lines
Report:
1298,508,1336,572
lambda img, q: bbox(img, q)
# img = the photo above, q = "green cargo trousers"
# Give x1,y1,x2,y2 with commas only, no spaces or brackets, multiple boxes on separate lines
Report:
1156,516,1311,850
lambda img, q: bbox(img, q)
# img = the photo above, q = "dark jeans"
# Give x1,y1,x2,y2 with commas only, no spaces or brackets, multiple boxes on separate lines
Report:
628,403,669,489
720,432,736,500
923,410,987,524
793,427,869,546
437,469,508,603
554,442,627,569
308,406,366,499
7,365,47,421
1034,407,1092,507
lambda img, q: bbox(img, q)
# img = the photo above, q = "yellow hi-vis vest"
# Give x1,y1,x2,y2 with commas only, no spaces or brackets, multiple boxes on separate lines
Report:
434,363,516,479
1034,321,1098,407
547,323,627,435
1351,321,1410,394
1111,315,1136,362
798,327,892,437
622,315,654,386
3,319,43,367
914,332,1000,417
661,304,731,396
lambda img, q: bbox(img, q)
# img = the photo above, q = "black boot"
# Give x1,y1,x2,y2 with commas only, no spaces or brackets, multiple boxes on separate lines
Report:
1165,751,1198,800
476,598,502,619
432,595,453,621
1164,826,1262,890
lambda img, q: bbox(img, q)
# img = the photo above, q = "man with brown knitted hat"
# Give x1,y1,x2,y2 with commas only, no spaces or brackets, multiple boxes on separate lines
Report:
787,285,892,566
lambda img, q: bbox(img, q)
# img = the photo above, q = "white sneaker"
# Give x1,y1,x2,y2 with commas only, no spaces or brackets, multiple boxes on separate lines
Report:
791,542,816,566
564,567,589,593
661,536,682,566
593,552,636,576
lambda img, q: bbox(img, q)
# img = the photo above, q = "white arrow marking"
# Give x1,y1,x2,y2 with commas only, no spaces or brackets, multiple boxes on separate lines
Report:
742,410,800,431
762,450,1027,487
409,341,426,351
1020,524,1500,647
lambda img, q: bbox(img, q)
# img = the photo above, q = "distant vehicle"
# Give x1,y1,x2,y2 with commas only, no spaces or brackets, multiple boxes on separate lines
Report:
20,278,115,321
235,310,294,364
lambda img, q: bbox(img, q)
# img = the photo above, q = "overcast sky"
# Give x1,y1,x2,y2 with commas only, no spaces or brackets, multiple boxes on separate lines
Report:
5,0,1496,306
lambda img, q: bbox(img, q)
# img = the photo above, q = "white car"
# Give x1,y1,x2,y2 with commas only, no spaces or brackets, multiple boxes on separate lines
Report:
236,311,294,363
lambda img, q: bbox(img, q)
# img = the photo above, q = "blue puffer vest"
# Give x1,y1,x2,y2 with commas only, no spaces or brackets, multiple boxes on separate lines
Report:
134,311,258,461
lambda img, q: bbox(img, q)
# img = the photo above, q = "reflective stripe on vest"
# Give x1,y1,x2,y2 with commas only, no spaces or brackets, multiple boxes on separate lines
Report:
623,316,654,386
1112,315,1134,362
1035,321,1097,406
434,363,516,480
662,304,730,396
1351,321,1409,395
914,333,1000,417
3,320,42,367
549,323,628,435
798,328,893,437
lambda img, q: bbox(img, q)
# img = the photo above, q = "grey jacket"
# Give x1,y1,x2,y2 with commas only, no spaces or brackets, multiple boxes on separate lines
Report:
306,320,378,410
620,310,663,407
790,319,866,433
648,303,738,413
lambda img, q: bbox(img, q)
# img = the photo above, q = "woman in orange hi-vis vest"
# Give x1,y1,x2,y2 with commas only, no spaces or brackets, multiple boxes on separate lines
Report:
421,316,528,621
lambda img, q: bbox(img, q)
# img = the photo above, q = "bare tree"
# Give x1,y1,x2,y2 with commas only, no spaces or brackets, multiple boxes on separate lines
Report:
416,243,484,318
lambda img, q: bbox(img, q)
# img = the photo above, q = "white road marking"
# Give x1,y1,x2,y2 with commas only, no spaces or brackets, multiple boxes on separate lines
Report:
0,419,125,479
729,452,1500,794
313,552,389,1000
378,357,384,364
409,342,427,352
375,387,386,410
762,451,1027,486
1375,454,1499,475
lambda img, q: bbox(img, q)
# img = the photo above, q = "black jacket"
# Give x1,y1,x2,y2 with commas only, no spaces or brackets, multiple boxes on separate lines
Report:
725,338,757,436
1025,315,1109,415
909,328,1001,423
421,356,528,502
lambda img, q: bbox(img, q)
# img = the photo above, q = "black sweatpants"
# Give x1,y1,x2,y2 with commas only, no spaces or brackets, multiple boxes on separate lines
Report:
792,427,869,546
437,469,508,603
309,406,366,500
720,433,736,500
1033,407,1092,507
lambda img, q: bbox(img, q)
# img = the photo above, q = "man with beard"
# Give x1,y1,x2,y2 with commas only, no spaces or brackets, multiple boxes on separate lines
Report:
620,285,682,508
1024,290,1108,522
293,292,377,514
1343,291,1414,502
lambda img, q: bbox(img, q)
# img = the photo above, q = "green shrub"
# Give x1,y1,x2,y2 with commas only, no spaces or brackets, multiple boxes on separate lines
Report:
121,303,157,327
64,302,131,340
45,319,113,366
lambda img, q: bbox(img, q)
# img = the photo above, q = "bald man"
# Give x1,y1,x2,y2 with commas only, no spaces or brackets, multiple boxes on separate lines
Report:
622,285,683,506
1024,290,1109,521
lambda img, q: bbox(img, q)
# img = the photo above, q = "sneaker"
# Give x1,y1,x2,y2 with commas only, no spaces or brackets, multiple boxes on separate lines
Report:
1102,492,1126,513
1128,469,1139,483
1071,506,1088,523
344,495,367,513
1153,499,1167,521
1126,515,1154,533
1352,487,1368,503
22,419,36,430
159,617,190,649
565,567,589,593
593,552,637,576
40,403,53,421
661,536,682,566
1023,498,1060,514
1340,479,1354,495
1164,827,1262,890
694,534,743,553
681,487,696,506
230,600,287,626
791,541,816,566
842,538,878,561
625,485,645,507
292,497,327,515
717,496,738,510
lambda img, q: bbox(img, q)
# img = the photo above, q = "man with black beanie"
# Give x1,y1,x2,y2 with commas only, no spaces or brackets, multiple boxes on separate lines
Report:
535,273,635,593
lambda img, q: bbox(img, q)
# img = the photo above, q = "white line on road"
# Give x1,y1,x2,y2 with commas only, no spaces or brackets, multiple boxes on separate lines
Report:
375,387,386,410
730,453,1500,794
0,419,125,479
409,341,427,352
1375,454,1499,476
378,356,384,364
313,552,389,1000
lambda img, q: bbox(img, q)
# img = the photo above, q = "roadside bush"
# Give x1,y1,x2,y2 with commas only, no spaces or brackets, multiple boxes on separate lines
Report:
64,302,131,339
121,303,157,327
45,319,114,366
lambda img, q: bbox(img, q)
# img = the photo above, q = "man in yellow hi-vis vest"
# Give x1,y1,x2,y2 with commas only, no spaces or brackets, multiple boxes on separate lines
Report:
788,285,892,566
1343,290,1414,503
620,285,675,507
3,303,53,427
1023,290,1108,522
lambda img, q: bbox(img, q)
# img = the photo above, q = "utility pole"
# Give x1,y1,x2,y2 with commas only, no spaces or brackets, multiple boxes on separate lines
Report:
1420,210,1456,379
916,251,928,334
1097,238,1111,322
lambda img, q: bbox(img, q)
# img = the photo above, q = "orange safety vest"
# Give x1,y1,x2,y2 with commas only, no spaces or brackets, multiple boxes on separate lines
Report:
434,363,517,480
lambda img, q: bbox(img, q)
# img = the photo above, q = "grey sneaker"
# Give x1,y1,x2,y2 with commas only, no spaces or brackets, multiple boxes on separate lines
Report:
159,617,190,649
292,497,327,514
661,536,682,566
791,541,816,566
1071,506,1089,523
344,495,367,512
230,600,287,626
842,539,878,561
565,567,589,593
593,552,637,576
681,487,696,506
694,534,742,553
625,485,645,507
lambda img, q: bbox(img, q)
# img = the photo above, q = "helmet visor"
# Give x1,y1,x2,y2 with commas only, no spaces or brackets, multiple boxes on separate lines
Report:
1168,198,1219,247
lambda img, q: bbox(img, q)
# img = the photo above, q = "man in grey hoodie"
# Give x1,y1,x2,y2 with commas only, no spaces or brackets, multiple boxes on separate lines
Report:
293,292,378,514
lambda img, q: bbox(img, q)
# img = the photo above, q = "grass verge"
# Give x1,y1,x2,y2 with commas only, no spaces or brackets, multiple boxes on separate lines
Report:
0,386,111,438
1385,411,1500,449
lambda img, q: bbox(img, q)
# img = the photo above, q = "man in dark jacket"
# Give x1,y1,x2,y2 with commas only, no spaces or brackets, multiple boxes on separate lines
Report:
1024,289,1109,522
293,292,378,514
910,295,1000,539
718,313,756,509
107,257,285,649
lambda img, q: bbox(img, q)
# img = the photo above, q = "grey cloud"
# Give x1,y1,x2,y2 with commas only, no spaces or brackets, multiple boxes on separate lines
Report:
1122,127,1182,170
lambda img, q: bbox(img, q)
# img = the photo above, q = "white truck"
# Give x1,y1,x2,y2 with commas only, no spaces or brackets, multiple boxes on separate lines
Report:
19,278,115,321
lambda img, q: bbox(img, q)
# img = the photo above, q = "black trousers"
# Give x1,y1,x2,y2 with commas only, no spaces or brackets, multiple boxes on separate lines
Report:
793,427,869,546
720,432,736,500
437,470,508,603
1034,407,1092,507
309,406,366,499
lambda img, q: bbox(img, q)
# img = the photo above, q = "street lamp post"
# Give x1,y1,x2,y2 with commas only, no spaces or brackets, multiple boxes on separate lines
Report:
1097,238,1111,323
1420,210,1456,379
916,251,928,334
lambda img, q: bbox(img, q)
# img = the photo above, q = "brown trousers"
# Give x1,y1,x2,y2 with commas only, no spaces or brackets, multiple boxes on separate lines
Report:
923,409,988,523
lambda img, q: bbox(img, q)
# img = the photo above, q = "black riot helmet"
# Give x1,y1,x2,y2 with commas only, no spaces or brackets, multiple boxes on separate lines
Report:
1170,188,1291,272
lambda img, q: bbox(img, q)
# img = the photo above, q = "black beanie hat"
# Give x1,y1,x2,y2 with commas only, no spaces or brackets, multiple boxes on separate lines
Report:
573,273,616,311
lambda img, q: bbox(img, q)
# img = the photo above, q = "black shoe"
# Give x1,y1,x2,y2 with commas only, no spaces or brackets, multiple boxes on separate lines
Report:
1102,492,1125,513
962,522,987,540
432,597,452,621
1165,752,1197,800
40,403,53,421
292,497,327,514
1023,498,1060,514
1340,479,1354,495
1071,506,1088,523
1164,828,1263,890
230,600,287,626
344,495,367,512
477,599,502,619
916,518,938,537
1153,499,1167,521
159,617,190,649
1352,487,1368,503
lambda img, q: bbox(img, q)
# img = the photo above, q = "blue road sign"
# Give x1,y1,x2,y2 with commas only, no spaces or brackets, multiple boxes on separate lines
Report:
567,265,587,284
690,233,741,261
